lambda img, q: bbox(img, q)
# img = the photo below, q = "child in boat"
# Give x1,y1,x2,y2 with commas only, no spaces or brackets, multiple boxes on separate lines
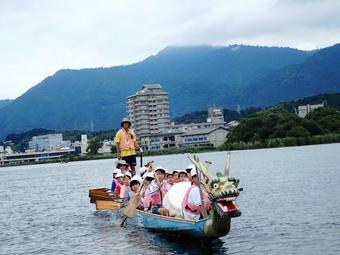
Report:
138,166,148,177
120,172,132,201
166,172,174,187
142,172,154,211
129,175,142,197
172,170,179,183
182,168,211,221
111,169,121,192
148,166,170,216
185,164,195,181
115,172,125,197
128,175,143,209
116,159,130,174
178,170,189,182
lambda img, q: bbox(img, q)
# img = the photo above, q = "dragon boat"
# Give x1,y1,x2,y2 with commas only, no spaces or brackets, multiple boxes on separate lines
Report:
91,154,242,239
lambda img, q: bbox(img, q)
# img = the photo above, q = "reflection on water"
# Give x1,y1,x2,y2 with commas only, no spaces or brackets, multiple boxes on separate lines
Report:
1,144,340,254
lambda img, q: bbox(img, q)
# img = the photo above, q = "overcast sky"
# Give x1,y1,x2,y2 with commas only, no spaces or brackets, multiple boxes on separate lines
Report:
1,0,340,100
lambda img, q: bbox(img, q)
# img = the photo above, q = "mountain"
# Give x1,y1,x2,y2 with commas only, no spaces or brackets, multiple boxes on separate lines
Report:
243,44,340,106
0,99,12,109
2,43,339,140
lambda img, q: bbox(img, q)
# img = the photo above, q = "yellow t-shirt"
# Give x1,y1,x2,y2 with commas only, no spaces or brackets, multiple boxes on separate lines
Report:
114,128,136,157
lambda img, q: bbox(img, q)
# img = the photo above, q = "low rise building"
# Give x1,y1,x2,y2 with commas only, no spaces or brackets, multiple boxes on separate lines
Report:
28,133,71,151
0,148,76,167
179,126,229,147
140,130,184,151
297,103,324,118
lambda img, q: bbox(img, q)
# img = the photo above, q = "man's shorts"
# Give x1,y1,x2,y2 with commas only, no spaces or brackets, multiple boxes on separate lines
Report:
151,205,161,214
122,154,137,167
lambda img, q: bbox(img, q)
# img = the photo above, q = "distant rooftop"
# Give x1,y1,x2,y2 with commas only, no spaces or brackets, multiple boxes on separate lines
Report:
142,84,161,89
182,126,228,136
128,84,167,98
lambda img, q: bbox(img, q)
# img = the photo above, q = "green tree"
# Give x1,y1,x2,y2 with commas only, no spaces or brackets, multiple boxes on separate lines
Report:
87,138,103,154
286,126,310,137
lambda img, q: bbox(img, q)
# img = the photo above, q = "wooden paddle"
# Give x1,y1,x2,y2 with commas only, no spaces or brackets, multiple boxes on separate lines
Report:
224,151,231,177
120,154,146,227
120,183,144,226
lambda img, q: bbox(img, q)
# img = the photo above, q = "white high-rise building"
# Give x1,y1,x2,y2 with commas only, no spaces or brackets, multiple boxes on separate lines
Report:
127,84,170,139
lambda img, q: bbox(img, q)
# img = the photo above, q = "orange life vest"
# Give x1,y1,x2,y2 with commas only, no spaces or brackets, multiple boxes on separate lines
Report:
182,184,210,214
118,128,135,151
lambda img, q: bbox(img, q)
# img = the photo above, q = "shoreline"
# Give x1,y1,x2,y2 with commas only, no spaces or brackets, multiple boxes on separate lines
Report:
1,141,339,168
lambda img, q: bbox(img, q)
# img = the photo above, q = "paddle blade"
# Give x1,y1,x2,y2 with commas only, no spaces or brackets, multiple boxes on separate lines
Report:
95,200,123,211
122,194,141,218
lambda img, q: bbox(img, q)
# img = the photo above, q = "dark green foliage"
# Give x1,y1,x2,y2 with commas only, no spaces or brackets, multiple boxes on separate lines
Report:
172,107,262,124
225,106,340,149
87,138,103,154
272,93,340,113
306,107,340,132
286,126,310,137
172,110,208,124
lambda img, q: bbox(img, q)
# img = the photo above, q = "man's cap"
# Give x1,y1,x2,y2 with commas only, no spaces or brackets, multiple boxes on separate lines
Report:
116,159,129,168
121,117,131,127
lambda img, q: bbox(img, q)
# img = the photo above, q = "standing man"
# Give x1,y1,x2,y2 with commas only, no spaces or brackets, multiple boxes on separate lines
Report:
115,117,142,175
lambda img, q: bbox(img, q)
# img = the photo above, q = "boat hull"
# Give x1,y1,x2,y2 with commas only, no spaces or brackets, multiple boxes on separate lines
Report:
134,210,207,238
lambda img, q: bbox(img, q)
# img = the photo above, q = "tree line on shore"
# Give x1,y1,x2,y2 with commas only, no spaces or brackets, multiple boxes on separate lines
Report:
222,106,340,150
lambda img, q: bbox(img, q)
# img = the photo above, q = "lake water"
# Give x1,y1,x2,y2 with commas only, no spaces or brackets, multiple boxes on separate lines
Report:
1,144,340,255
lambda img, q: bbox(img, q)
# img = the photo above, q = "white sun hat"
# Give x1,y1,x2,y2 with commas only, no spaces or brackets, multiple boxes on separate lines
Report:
155,166,167,174
138,166,148,177
130,175,143,184
185,164,196,172
179,169,188,174
191,168,198,177
124,171,132,179
113,169,121,174
144,172,155,179
115,172,124,178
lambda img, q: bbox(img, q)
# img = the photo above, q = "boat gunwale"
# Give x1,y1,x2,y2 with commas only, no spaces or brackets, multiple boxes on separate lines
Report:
136,209,207,225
